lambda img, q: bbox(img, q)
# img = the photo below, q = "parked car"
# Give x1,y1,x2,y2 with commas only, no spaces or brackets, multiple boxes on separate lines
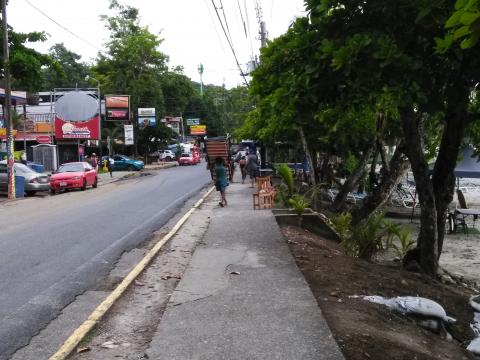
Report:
178,153,196,166
150,149,175,161
50,162,97,194
101,155,144,171
0,160,50,195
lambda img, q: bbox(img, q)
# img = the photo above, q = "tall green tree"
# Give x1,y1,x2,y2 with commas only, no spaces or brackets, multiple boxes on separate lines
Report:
0,25,51,91
93,0,168,115
41,43,90,90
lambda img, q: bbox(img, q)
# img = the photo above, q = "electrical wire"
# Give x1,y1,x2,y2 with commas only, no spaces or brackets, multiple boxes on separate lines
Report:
244,0,255,60
203,0,227,54
219,0,234,47
211,0,249,88
236,0,248,38
23,0,104,53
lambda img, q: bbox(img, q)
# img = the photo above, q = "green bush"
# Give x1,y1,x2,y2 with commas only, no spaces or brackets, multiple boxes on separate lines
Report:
330,212,410,261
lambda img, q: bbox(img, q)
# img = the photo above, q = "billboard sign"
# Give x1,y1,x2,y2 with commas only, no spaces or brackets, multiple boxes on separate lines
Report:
186,118,200,126
54,91,100,140
138,108,156,116
124,125,134,145
138,116,156,129
190,125,207,135
105,95,130,121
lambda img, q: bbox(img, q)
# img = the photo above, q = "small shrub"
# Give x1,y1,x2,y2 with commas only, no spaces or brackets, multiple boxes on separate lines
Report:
330,212,407,261
275,183,291,208
385,223,415,258
288,194,310,215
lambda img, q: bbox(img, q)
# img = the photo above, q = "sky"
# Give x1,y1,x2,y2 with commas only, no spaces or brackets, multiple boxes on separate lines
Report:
7,0,306,89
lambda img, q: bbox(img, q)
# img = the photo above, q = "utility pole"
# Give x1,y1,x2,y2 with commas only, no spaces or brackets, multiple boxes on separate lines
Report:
2,0,15,199
198,63,204,97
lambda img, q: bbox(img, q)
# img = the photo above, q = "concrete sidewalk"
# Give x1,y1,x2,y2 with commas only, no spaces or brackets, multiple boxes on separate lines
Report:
145,173,344,359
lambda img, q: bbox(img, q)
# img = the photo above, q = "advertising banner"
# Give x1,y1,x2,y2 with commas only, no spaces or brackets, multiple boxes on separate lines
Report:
186,118,200,126
124,124,134,145
105,95,130,121
55,116,99,139
190,125,207,135
138,116,156,128
54,91,100,140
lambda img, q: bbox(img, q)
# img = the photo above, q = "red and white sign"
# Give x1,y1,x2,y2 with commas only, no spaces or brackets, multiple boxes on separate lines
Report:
36,135,52,144
55,116,99,140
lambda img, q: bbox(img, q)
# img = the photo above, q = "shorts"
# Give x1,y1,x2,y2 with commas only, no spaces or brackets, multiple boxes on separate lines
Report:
215,179,228,192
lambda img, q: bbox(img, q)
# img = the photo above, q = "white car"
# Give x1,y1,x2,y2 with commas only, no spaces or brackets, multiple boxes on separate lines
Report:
151,150,175,161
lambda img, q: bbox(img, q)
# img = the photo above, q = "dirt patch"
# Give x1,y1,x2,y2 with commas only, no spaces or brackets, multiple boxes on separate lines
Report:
281,225,477,360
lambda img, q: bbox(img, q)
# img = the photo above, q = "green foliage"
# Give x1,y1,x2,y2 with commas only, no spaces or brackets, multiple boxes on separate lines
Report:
288,194,310,215
137,125,177,158
385,223,415,258
275,183,292,208
41,43,90,90
0,27,51,91
439,0,480,51
275,164,294,196
330,212,411,261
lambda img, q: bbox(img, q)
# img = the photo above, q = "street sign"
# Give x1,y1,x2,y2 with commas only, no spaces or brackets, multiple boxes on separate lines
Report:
186,118,200,126
36,135,51,144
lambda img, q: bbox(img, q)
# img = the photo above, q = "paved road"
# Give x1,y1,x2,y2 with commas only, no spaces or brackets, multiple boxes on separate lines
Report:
0,163,211,359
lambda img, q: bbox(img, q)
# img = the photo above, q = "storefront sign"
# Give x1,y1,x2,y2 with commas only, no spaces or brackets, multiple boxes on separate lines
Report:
138,108,156,116
190,125,207,135
36,135,52,144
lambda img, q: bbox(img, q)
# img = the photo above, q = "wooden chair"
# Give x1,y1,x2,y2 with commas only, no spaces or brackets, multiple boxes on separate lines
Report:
253,176,276,209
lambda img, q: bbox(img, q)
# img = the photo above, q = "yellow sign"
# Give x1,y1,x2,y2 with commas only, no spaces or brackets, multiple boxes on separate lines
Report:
0,128,18,136
190,125,206,135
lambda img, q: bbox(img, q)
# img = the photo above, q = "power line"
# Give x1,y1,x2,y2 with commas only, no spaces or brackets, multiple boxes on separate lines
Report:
236,0,248,38
219,0,234,47
211,0,249,88
23,0,104,54
244,0,255,60
203,0,227,54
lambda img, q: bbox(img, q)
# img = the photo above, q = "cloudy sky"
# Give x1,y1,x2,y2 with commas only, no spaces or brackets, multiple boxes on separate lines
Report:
8,0,306,89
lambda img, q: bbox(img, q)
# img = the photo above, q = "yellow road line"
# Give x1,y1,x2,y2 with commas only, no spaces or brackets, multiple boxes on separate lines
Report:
49,186,215,360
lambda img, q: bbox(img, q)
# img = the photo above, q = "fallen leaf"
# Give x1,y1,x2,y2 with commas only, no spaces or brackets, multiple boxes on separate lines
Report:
230,271,241,275
134,280,146,286
76,347,90,353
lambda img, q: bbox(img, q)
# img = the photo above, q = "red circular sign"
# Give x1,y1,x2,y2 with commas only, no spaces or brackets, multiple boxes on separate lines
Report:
36,135,51,144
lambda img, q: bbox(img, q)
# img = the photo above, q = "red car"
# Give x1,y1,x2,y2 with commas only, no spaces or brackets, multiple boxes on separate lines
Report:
50,162,98,194
178,153,196,166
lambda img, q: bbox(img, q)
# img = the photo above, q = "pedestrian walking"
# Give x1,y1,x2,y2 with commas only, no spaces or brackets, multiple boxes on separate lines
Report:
245,151,260,187
90,153,98,171
214,156,228,207
108,156,114,177
238,155,247,183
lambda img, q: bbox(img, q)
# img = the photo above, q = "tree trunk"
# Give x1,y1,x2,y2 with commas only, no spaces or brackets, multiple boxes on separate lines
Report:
352,145,409,223
430,84,469,259
401,107,438,276
368,148,379,191
331,148,372,212
299,126,317,186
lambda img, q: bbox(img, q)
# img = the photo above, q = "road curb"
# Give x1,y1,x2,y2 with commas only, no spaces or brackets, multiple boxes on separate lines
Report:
49,185,215,360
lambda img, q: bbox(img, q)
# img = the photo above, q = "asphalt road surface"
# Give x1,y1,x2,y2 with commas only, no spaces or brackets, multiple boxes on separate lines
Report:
0,164,211,359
